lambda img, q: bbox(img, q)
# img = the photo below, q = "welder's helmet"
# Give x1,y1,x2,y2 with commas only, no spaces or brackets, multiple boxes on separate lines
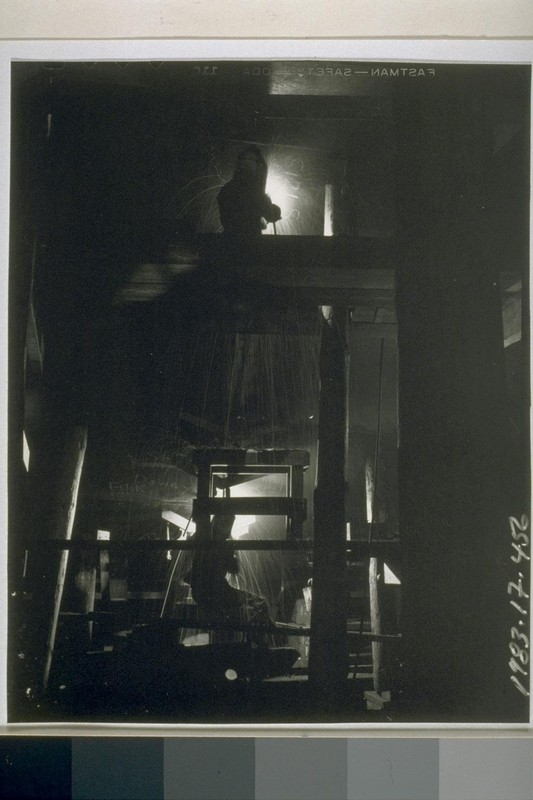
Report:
235,146,268,189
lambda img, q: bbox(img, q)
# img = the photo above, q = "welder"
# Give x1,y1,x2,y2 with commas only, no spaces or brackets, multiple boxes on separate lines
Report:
217,146,281,237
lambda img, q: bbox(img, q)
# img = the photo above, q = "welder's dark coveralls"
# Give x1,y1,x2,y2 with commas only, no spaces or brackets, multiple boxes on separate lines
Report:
217,146,281,237
189,514,270,624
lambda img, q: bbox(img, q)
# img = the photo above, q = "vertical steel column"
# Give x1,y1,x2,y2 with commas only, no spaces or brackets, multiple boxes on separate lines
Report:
308,306,350,708
394,81,525,719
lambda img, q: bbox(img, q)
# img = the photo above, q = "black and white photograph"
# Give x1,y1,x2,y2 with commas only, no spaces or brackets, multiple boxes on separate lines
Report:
7,54,531,726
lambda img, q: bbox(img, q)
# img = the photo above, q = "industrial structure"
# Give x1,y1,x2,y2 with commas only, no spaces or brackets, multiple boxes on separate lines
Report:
8,60,530,723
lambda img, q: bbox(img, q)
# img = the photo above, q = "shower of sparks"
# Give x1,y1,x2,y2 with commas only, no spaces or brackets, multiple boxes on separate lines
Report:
170,135,341,236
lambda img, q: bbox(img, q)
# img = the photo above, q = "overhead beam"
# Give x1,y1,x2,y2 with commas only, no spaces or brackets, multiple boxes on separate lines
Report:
117,234,396,304
199,234,396,284
43,537,400,557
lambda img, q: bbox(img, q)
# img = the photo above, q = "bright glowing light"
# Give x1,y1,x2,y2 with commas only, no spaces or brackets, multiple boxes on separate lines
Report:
161,509,196,537
23,431,30,471
365,461,374,524
384,563,401,585
231,515,257,538
303,584,312,613
265,170,297,234
215,483,256,538
324,183,334,236
225,669,238,681
183,633,209,647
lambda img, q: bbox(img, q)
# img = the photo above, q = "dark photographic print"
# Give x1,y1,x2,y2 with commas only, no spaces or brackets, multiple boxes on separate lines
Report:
8,57,531,725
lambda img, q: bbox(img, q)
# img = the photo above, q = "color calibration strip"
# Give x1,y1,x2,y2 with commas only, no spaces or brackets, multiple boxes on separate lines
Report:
1,737,532,799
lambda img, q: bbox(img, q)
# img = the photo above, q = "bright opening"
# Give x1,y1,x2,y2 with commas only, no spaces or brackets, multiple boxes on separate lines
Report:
23,432,30,471
384,563,401,585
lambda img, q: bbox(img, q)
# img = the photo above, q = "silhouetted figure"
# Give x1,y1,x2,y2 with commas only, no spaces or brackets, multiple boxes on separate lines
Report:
189,514,240,616
217,146,281,237
189,514,270,626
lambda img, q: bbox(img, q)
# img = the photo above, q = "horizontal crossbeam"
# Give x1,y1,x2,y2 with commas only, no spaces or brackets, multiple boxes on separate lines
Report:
43,538,400,557
193,497,307,518
192,448,310,467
